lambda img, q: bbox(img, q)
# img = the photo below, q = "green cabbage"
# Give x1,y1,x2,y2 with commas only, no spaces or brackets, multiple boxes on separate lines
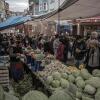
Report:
92,69,100,77
95,90,100,100
75,76,83,82
22,90,48,100
60,79,69,88
72,71,80,77
85,77,100,88
82,96,94,100
76,79,85,89
84,84,96,95
46,76,53,84
65,83,78,96
49,90,74,100
61,73,68,79
76,90,82,99
68,75,75,83
80,69,92,80
51,80,60,88
0,85,4,100
53,72,61,80
4,92,19,100
82,94,94,100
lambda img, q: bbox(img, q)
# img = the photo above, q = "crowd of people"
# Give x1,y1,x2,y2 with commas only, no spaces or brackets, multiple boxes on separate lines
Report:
0,31,100,76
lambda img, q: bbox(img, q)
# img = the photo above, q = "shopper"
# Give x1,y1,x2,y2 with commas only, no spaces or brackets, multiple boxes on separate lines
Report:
53,35,60,56
56,38,64,62
61,35,69,63
85,32,100,73
73,35,86,68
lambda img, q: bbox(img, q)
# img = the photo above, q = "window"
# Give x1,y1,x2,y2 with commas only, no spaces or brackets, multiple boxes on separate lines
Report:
50,0,55,4
43,2,48,11
39,4,43,11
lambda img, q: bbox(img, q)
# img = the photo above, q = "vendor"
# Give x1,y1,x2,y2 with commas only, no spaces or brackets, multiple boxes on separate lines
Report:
85,32,100,73
13,42,23,54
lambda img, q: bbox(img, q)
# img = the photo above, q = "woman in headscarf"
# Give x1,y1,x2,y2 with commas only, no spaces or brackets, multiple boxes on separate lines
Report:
85,31,100,73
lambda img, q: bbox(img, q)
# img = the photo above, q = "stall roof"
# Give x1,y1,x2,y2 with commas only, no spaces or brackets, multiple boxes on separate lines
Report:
44,0,100,21
0,15,31,31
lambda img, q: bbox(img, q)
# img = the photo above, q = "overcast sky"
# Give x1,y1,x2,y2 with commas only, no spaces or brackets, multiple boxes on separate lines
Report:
6,0,29,12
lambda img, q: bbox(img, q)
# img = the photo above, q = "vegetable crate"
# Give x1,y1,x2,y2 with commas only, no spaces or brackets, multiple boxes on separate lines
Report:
0,67,9,87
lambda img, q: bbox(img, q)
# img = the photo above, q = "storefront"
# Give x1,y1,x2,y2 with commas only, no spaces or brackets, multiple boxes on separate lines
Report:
72,17,100,36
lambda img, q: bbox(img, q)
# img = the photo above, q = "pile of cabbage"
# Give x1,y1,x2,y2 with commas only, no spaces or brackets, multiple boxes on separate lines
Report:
22,90,74,100
46,69,100,100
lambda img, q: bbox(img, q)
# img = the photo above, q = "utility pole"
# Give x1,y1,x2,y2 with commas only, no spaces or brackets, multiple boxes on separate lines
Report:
58,0,60,34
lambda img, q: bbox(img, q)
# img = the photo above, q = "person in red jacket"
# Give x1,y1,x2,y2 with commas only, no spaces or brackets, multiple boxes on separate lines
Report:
56,39,65,62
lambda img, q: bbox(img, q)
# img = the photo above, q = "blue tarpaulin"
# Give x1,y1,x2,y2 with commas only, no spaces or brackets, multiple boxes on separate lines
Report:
0,15,31,30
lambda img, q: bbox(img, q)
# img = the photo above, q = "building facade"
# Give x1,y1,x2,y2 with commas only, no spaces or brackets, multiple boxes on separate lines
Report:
29,0,65,16
39,0,48,15
48,0,65,13
0,0,5,22
29,0,39,15
5,2,10,18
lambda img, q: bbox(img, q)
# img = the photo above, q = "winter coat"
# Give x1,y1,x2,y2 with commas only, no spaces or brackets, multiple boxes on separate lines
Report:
73,40,86,60
56,43,64,61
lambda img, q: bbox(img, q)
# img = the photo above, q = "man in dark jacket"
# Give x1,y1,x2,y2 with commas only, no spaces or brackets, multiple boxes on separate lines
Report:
73,35,86,68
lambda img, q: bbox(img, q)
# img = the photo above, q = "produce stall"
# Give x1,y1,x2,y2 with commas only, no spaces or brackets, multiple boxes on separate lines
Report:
1,48,100,100
22,48,100,100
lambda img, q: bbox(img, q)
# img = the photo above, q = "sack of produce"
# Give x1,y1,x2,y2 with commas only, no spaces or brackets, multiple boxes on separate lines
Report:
22,90,48,100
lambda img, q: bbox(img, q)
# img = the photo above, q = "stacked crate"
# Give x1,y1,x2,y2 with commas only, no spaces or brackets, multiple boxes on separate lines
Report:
0,67,9,87
0,56,10,87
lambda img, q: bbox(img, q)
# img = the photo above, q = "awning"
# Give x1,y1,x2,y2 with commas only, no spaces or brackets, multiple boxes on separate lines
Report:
0,15,31,31
43,0,100,20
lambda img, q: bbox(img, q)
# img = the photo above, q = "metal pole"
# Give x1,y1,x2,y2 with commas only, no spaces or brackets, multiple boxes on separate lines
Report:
58,0,60,34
